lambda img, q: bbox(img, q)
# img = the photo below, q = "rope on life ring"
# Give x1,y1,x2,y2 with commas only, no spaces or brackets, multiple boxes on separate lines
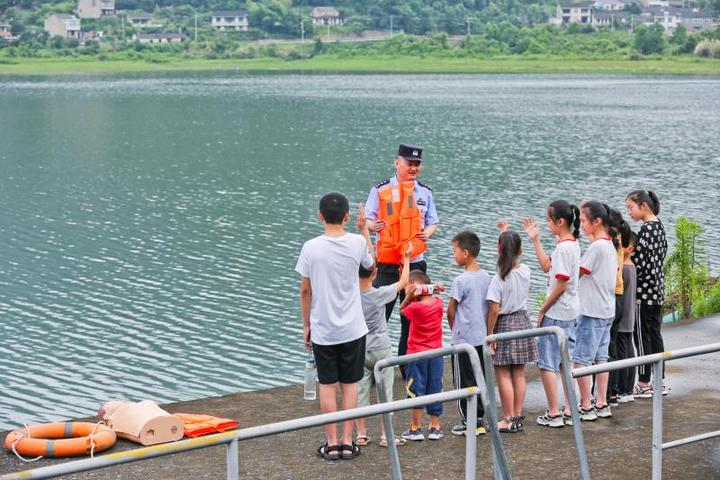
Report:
4,421,116,461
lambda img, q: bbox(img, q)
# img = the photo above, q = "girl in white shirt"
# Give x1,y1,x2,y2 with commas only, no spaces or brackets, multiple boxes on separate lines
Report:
523,200,581,428
487,229,539,433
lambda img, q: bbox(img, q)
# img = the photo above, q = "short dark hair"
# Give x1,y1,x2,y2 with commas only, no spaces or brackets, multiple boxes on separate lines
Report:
452,230,480,258
409,270,431,285
319,192,349,225
624,230,638,249
359,262,376,279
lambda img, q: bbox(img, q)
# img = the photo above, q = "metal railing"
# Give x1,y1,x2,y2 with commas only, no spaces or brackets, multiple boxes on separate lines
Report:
374,343,511,480
2,346,501,480
572,341,720,480
483,326,591,480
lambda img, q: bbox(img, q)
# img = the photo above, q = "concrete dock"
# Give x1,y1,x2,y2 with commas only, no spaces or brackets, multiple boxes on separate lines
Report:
2,315,719,479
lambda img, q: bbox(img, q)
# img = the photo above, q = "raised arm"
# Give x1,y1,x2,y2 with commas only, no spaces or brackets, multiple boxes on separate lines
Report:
523,217,551,273
395,243,413,292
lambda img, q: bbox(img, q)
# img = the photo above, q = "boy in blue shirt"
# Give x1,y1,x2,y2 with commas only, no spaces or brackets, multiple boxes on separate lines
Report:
447,230,492,436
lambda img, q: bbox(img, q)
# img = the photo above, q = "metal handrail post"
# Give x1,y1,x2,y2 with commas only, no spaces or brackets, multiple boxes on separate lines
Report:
484,326,590,480
481,346,507,480
652,360,664,480
557,328,590,480
374,369,402,480
226,439,239,480
465,393,478,479
374,344,511,480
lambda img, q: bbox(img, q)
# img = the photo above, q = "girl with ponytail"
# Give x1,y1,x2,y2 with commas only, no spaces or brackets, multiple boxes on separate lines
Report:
522,200,581,427
625,190,668,397
572,200,619,421
486,225,538,433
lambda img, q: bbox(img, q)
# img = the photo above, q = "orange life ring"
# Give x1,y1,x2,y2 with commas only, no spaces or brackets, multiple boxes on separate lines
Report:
4,422,116,458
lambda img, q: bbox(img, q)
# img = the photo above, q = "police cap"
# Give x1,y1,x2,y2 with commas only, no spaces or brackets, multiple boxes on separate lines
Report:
398,144,422,162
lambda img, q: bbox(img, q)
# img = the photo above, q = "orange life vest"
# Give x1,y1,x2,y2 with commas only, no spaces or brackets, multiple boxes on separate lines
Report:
376,181,426,265
173,413,238,438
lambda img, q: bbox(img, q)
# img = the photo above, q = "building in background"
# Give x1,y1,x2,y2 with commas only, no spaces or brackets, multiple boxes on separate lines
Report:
77,0,115,19
640,7,717,32
211,11,249,31
136,32,187,43
44,14,82,39
551,1,594,25
310,7,346,26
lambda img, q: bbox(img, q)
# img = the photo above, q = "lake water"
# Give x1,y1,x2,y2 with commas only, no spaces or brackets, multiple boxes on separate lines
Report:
1,72,719,430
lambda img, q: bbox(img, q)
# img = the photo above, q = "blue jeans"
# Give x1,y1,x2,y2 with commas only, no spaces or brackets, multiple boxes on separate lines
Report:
406,357,443,416
537,316,577,373
571,315,613,367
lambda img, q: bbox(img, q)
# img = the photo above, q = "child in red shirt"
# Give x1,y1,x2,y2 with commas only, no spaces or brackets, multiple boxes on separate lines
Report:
399,270,444,441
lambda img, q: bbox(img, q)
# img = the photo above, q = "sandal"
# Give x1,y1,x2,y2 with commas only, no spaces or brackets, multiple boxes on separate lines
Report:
316,443,340,461
355,435,370,446
340,443,361,460
511,416,525,432
498,418,518,433
379,435,407,447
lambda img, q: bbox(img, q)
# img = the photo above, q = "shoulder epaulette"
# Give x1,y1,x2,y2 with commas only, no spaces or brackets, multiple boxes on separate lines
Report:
417,181,432,191
374,179,391,189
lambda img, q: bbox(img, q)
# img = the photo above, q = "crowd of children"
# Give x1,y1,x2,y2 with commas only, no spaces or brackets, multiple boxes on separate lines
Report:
296,189,667,460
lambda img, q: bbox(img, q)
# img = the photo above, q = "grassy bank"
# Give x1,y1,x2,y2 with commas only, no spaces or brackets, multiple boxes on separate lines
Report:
1,54,720,75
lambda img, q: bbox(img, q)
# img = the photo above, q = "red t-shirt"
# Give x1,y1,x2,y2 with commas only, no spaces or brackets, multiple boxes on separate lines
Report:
402,297,444,354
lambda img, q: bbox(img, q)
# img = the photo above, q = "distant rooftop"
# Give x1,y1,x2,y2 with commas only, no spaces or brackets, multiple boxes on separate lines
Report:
212,11,247,17
311,7,341,17
127,12,151,20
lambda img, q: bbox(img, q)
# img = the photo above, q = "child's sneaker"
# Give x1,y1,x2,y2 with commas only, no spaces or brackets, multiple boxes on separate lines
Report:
451,422,486,436
595,404,612,418
662,383,670,396
607,395,619,407
563,411,573,426
633,383,653,399
578,405,597,422
617,393,635,404
427,427,444,440
536,411,564,428
401,425,424,441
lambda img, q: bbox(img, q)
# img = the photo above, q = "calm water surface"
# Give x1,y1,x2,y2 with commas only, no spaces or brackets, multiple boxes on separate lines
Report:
1,73,719,429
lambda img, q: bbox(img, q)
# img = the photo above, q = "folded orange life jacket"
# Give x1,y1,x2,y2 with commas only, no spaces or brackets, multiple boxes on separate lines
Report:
173,413,238,438
376,181,426,265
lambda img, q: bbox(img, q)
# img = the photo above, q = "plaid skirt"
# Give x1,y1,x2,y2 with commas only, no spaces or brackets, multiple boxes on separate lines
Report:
493,310,539,366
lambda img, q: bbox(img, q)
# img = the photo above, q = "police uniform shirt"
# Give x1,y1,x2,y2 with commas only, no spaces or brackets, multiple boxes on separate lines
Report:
365,176,439,263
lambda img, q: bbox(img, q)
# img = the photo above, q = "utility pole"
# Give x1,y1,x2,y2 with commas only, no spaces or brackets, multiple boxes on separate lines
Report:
194,14,198,42
466,16,470,36
301,19,304,43
327,22,330,40
121,14,125,42
390,15,393,37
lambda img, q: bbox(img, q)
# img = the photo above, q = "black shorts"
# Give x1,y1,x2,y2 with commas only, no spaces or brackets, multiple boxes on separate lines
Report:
312,335,366,385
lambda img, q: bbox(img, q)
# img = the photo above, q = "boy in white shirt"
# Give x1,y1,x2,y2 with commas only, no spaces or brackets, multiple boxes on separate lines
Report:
295,193,374,461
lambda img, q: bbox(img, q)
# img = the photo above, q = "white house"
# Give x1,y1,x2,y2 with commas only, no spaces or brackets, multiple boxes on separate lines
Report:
44,14,82,39
640,7,717,33
76,0,115,19
310,7,346,26
137,32,187,43
593,0,625,10
551,1,594,25
127,12,152,27
0,22,11,39
211,11,248,31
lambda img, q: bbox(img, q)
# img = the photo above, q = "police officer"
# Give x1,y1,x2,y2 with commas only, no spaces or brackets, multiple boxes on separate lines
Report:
365,144,439,370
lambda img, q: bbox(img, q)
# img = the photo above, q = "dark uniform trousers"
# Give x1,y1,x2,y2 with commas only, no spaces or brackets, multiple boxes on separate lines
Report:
373,261,427,378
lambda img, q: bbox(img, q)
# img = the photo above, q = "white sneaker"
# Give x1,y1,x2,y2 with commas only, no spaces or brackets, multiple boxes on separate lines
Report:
595,405,612,418
536,411,564,428
617,394,635,404
578,405,597,422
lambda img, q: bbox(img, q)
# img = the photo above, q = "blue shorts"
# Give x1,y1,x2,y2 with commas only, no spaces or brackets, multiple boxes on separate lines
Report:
571,315,613,367
406,357,443,416
537,316,577,373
